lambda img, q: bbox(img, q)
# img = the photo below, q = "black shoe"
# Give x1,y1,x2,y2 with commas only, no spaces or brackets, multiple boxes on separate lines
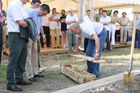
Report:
16,81,32,85
96,75,99,78
34,74,44,78
28,77,36,82
3,52,9,56
7,85,23,91
57,46,61,48
124,43,127,45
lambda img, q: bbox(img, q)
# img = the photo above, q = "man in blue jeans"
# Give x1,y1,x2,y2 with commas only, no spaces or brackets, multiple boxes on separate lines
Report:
70,21,107,77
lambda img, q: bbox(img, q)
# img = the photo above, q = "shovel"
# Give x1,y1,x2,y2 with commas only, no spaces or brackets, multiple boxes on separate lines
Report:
123,12,137,85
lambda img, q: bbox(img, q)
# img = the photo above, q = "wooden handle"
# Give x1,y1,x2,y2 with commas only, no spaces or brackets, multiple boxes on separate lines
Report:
129,13,137,71
73,54,105,63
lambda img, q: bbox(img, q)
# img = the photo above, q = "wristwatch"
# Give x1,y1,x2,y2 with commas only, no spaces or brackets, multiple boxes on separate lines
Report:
96,50,99,53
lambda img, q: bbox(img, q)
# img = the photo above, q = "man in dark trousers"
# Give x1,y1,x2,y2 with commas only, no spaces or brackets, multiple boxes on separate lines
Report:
6,0,31,91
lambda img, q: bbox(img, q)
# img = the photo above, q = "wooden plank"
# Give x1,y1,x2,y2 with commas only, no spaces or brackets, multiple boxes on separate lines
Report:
61,65,96,84
73,54,105,63
112,43,130,48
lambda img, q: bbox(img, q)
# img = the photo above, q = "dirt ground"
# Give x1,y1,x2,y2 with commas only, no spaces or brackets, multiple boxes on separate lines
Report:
0,47,140,93
81,75,140,93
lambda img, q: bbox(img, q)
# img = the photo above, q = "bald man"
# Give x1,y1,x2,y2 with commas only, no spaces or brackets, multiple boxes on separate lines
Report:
70,21,107,77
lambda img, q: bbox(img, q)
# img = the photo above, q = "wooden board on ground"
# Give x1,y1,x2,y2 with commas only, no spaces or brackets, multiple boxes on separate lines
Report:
112,43,131,48
73,54,105,63
61,65,96,84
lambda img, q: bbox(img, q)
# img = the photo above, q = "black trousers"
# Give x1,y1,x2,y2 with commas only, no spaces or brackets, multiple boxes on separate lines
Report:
40,26,50,48
84,38,89,52
0,24,3,65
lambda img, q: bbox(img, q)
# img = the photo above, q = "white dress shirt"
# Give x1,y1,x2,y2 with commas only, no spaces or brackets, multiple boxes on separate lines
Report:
83,15,93,22
7,0,29,32
66,14,79,29
100,16,111,31
78,21,104,39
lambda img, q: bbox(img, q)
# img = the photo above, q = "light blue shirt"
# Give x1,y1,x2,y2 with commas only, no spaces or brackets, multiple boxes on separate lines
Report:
26,8,42,35
136,17,140,30
7,0,29,32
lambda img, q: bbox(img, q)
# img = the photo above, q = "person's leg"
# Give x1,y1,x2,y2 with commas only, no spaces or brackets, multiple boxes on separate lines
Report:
111,25,116,45
86,39,96,74
56,29,60,47
106,31,110,51
40,34,44,48
15,38,28,82
25,39,34,79
0,24,2,65
120,26,124,43
137,31,140,48
31,41,39,75
67,29,73,54
37,40,41,68
62,31,67,48
50,29,55,48
72,33,77,50
6,33,24,86
124,26,128,43
46,27,50,47
2,26,7,53
135,30,138,48
95,28,107,75
84,38,89,52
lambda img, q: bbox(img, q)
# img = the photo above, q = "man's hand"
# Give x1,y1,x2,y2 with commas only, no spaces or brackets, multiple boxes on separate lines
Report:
36,35,39,41
73,49,78,55
94,52,100,60
16,20,28,27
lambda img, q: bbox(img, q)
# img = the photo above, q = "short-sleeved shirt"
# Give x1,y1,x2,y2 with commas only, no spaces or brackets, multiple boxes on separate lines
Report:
78,21,104,39
94,13,103,22
66,14,79,29
27,8,42,35
7,0,29,32
42,15,50,27
118,17,130,26
49,14,59,29
100,16,111,31
60,15,67,31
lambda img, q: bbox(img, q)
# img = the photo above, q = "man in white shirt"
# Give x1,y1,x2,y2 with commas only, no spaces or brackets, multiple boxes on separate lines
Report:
70,21,107,77
66,8,79,54
49,8,60,48
83,10,93,52
6,0,31,91
100,10,111,52
83,10,93,22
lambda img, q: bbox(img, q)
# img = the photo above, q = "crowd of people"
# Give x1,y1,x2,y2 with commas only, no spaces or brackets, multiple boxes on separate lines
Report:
0,0,140,92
